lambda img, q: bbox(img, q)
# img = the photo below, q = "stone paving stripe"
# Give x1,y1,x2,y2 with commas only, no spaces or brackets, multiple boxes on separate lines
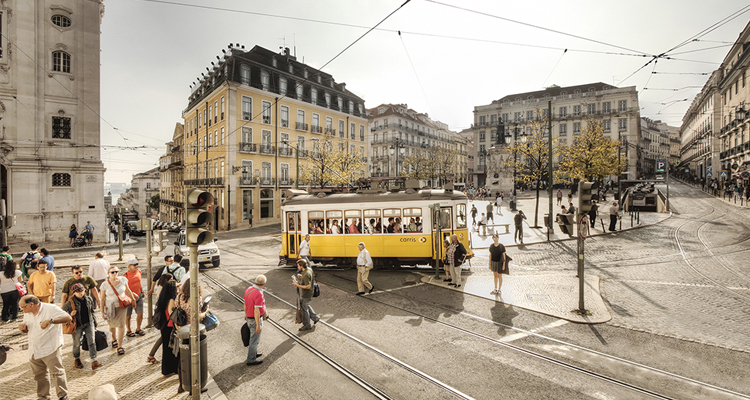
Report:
421,273,612,324
500,320,569,343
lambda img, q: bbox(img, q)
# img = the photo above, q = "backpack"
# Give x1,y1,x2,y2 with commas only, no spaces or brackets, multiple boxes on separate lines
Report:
23,251,37,266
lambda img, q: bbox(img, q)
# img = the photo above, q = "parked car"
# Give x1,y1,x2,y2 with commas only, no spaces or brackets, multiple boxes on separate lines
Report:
169,222,183,233
174,230,220,269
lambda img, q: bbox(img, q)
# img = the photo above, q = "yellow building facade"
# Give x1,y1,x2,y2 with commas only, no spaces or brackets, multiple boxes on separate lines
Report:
182,45,368,230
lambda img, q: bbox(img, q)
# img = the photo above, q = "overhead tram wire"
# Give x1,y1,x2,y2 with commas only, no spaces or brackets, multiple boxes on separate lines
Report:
424,0,652,56
619,4,750,85
140,0,662,60
541,49,567,88
398,31,432,115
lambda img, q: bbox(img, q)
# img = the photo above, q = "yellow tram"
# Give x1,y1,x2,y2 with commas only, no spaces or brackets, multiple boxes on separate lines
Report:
279,187,473,268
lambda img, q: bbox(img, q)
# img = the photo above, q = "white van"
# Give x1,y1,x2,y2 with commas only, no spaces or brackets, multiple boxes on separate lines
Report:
174,230,221,268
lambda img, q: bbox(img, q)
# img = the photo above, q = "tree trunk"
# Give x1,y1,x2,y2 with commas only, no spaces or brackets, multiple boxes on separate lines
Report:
534,179,541,227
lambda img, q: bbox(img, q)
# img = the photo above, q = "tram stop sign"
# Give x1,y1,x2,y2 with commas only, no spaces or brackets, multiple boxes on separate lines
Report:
655,159,666,173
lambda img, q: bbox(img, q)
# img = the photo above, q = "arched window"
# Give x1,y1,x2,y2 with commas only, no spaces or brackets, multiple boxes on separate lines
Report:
52,51,71,73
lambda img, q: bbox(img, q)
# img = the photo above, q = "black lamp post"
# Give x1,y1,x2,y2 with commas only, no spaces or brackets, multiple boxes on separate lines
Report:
389,138,405,177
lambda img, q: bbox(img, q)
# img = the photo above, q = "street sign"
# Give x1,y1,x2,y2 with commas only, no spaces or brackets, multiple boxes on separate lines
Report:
706,167,712,177
675,161,680,166
720,170,729,179
656,159,667,173
741,171,750,179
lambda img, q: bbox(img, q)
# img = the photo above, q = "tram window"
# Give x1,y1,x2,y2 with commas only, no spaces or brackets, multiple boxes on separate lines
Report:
439,207,452,230
456,204,467,229
363,209,381,234
326,210,342,234
403,208,422,232
383,208,401,233
344,210,362,234
308,211,324,234
287,212,301,232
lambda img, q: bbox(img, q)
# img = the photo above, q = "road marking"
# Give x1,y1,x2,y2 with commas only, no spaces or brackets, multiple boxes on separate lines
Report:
499,319,568,343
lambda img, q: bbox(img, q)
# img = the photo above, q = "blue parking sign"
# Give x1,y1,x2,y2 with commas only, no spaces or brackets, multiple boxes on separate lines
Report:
656,159,666,173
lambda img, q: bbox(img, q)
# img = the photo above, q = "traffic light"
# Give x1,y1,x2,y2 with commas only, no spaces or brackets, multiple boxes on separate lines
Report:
186,188,214,246
578,181,599,214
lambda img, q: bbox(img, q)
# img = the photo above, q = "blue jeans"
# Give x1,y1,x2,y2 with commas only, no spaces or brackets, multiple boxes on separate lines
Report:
245,317,262,363
300,256,312,267
299,297,318,328
72,322,97,360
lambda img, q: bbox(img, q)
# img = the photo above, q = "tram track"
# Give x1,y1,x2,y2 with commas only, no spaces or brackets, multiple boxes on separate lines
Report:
323,271,750,400
200,271,397,400
216,270,713,400
201,270,474,400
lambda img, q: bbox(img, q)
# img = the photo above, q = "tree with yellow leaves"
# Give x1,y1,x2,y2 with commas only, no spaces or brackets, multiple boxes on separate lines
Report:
557,118,626,181
402,146,460,187
298,139,366,188
503,110,563,227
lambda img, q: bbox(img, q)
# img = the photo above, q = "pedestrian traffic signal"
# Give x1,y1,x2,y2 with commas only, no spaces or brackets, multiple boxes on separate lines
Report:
578,181,599,213
186,188,214,246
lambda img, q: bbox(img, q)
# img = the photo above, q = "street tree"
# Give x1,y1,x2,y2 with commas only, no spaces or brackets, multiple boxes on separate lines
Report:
402,150,433,181
298,139,366,188
148,194,160,214
503,110,562,227
557,118,626,181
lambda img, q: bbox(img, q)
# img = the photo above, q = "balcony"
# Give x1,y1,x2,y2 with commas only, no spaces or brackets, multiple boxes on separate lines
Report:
311,125,323,134
239,142,257,153
262,116,271,124
278,178,294,187
239,176,257,186
325,128,336,135
279,147,294,157
296,122,308,131
260,177,274,186
259,145,276,155
184,177,224,187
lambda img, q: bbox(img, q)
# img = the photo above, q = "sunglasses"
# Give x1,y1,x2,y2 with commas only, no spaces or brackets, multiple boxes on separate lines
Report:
73,271,83,275
110,270,119,274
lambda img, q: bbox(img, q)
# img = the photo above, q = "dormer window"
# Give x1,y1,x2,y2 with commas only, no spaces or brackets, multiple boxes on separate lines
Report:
316,74,321,83
271,57,277,68
288,64,293,74
574,89,581,94
527,95,534,100
589,88,595,92
303,69,308,79
560,91,567,95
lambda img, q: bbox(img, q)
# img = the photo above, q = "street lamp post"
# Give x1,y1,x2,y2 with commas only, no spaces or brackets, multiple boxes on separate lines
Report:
389,138,405,178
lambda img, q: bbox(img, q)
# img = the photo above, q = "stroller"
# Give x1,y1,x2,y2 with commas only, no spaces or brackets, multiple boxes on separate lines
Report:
71,233,87,248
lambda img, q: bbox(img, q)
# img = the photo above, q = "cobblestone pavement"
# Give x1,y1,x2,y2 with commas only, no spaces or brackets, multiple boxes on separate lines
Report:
470,182,750,352
0,261,227,400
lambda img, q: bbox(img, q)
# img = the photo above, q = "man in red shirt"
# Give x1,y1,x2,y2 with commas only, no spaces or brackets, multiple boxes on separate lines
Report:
244,274,267,366
123,259,145,337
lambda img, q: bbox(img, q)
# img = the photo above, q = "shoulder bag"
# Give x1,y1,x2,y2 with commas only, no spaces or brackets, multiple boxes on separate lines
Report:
201,311,219,331
169,296,188,327
62,298,77,334
15,281,27,297
312,271,320,298
108,279,132,308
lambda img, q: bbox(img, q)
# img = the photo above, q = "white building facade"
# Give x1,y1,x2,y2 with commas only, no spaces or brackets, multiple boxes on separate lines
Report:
473,83,641,187
0,0,106,241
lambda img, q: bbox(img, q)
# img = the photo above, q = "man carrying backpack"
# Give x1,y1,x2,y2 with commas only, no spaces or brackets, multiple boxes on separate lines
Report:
20,244,40,280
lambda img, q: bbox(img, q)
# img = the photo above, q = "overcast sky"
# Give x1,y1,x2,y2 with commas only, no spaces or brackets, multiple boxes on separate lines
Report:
100,0,750,184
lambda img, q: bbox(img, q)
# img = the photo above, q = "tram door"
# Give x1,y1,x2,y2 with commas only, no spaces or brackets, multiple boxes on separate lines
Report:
436,206,453,261
286,211,301,257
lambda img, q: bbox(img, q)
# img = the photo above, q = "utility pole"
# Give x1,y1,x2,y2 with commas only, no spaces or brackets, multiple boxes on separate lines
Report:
145,219,153,326
117,208,123,261
548,100,554,239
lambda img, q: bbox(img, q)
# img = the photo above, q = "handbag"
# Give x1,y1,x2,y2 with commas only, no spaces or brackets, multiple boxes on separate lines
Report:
15,282,27,296
152,309,165,330
294,299,304,324
313,283,320,298
107,279,132,308
169,306,188,327
81,330,108,351
201,311,219,331
62,299,77,334
241,323,250,347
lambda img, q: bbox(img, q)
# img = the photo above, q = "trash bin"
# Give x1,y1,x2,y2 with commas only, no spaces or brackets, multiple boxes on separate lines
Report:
544,214,551,229
509,200,517,211
177,324,208,394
